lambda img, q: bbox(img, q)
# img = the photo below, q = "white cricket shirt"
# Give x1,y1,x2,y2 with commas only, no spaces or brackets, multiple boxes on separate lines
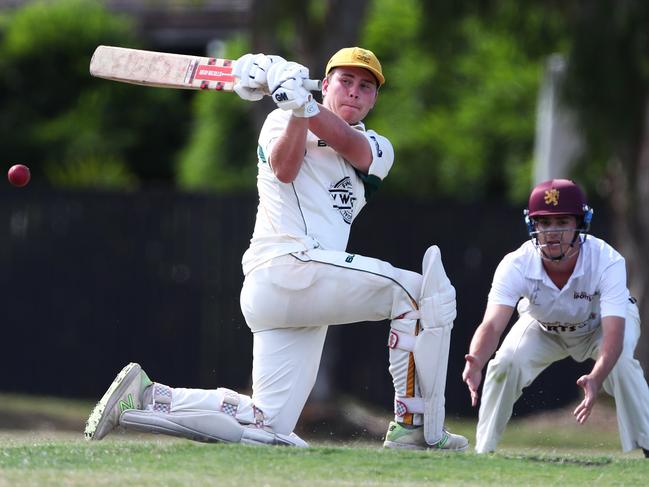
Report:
488,236,629,335
242,108,394,274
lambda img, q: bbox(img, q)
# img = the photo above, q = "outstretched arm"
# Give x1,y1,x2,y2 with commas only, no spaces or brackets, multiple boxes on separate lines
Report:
462,304,514,407
573,316,624,424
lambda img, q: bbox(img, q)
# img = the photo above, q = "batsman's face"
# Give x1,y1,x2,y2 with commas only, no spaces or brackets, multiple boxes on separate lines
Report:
533,215,578,258
322,67,378,124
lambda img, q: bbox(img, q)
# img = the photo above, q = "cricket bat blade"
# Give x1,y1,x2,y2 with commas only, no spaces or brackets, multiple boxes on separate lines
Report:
89,45,321,92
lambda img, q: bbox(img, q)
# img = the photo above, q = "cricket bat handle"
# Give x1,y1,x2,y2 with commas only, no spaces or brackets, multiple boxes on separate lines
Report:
302,79,322,92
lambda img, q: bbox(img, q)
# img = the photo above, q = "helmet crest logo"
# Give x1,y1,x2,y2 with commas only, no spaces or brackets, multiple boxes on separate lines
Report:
544,189,560,206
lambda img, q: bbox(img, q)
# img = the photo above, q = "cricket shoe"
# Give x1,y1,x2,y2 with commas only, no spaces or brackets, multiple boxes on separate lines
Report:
84,362,153,440
383,421,468,451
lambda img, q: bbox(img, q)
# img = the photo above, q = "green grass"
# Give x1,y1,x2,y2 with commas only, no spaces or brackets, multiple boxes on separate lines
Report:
0,436,647,487
0,394,647,486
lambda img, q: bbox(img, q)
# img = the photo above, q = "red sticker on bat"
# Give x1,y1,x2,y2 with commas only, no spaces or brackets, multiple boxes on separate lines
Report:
195,65,235,83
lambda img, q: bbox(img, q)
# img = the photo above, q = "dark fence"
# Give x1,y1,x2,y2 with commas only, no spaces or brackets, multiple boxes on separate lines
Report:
1,188,609,419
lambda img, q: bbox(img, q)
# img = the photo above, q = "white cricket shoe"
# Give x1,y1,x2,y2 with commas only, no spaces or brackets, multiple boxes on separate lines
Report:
84,362,153,440
383,421,468,451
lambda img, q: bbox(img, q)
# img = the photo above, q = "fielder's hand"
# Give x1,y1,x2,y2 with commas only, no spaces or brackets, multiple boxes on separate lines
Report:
573,374,602,424
233,53,286,101
267,61,320,117
462,354,483,407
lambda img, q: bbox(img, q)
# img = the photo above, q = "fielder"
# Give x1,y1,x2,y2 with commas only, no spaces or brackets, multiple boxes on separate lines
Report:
85,47,468,451
462,178,649,457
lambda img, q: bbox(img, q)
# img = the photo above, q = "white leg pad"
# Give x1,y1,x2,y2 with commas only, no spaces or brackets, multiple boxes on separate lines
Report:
415,245,455,445
119,409,308,447
413,326,451,444
121,409,244,443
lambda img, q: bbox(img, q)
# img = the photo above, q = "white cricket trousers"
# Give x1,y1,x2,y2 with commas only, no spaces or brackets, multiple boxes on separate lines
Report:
166,249,423,435
476,301,649,453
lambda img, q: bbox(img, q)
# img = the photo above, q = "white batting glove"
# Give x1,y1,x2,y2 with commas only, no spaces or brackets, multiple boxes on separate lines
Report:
271,79,314,113
233,85,265,101
292,99,320,118
266,61,308,92
267,61,315,113
233,53,286,101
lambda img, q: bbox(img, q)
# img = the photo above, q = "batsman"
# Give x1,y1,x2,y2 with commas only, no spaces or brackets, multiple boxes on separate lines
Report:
84,47,468,450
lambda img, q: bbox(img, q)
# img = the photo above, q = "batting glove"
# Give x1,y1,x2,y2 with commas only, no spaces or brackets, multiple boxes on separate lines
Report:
233,53,286,101
292,99,320,118
267,61,316,113
266,61,309,93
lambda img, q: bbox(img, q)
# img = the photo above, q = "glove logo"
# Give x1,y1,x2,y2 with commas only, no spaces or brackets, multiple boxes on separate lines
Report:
329,177,356,224
274,92,289,102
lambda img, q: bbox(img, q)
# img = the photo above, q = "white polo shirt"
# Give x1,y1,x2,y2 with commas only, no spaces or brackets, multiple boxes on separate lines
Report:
242,108,394,275
488,236,629,335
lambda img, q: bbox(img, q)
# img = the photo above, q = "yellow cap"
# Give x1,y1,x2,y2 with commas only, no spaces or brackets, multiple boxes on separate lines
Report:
325,47,384,86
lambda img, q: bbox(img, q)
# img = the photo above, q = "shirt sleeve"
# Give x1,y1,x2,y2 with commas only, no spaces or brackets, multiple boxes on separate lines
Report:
599,257,629,319
362,130,394,179
487,255,526,307
356,130,394,200
258,109,291,167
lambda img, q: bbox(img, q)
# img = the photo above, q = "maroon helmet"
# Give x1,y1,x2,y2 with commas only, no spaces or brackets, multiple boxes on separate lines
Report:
524,179,594,260
527,179,588,217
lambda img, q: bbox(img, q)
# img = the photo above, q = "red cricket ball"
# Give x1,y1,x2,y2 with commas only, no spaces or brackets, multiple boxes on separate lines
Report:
8,164,31,187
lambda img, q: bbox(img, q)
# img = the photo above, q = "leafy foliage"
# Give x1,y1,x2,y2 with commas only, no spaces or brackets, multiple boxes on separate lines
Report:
362,0,567,202
176,37,259,193
562,0,649,188
0,0,189,189
177,0,564,201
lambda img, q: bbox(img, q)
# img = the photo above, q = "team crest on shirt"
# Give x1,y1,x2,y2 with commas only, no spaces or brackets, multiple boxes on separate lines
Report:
329,177,356,224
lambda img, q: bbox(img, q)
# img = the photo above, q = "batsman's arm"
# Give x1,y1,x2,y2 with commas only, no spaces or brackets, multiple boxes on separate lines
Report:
270,104,375,182
269,116,309,183
307,106,374,173
462,303,515,406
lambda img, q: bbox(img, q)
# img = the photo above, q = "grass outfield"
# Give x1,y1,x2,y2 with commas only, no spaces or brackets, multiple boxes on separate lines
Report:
1,394,647,486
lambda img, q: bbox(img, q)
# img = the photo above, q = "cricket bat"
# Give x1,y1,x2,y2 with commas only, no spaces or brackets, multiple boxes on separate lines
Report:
89,45,322,93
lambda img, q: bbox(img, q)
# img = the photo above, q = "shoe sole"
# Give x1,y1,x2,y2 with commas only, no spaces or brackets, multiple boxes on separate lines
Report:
383,439,426,450
383,439,469,452
84,362,141,440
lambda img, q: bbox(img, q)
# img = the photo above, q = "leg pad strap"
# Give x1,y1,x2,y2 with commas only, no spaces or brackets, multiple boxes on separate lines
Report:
394,396,424,417
151,383,172,413
388,329,417,352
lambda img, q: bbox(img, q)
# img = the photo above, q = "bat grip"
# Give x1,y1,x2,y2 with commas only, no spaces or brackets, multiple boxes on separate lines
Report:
303,79,322,92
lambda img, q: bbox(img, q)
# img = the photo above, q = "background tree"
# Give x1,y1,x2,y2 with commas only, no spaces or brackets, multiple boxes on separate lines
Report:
177,0,370,192
179,0,558,199
562,0,649,369
0,0,189,190
364,0,567,201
